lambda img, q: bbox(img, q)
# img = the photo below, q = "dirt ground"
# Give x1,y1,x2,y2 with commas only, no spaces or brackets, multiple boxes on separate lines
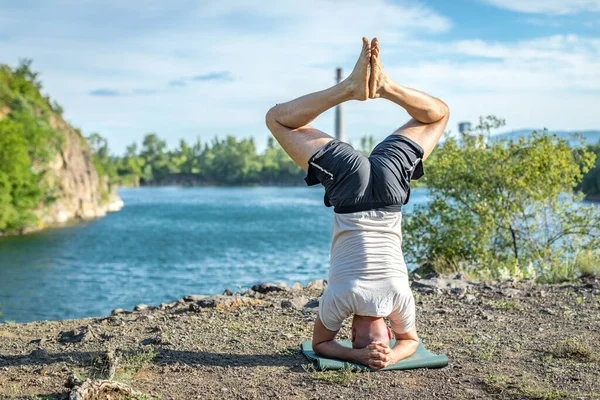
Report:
0,276,599,399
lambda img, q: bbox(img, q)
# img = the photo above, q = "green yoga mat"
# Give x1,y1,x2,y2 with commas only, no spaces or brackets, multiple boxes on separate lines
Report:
301,339,448,371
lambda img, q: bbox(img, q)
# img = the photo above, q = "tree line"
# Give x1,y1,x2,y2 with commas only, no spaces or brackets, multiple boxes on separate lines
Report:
88,133,377,187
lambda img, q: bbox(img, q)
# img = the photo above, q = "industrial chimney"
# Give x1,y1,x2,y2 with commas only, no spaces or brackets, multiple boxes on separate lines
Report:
335,68,345,142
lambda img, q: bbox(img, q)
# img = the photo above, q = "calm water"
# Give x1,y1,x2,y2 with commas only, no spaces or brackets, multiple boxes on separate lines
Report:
0,186,430,323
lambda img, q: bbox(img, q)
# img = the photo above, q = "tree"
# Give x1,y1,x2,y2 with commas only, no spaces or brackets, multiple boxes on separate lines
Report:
403,116,600,281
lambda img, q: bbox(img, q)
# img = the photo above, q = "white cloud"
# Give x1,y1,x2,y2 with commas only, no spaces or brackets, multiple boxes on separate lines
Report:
480,0,600,15
0,1,598,155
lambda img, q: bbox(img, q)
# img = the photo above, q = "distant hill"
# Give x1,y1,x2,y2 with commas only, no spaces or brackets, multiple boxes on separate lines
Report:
491,129,600,146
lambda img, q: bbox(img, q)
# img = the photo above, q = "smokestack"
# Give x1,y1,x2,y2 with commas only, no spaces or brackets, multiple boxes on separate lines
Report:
335,67,344,142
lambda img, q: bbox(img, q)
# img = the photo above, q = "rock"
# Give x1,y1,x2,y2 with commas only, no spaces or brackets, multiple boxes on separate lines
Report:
59,326,94,344
223,288,233,296
29,348,49,359
306,280,328,290
500,288,522,298
141,333,165,346
245,289,256,297
482,314,494,321
411,278,473,293
455,273,470,281
184,295,208,302
111,308,129,316
291,282,304,291
280,296,308,310
194,295,255,309
464,294,477,303
412,273,422,280
542,308,556,316
133,304,152,312
304,298,319,308
251,282,289,294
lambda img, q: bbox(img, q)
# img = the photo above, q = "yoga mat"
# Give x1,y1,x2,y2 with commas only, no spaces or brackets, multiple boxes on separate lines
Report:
301,339,448,371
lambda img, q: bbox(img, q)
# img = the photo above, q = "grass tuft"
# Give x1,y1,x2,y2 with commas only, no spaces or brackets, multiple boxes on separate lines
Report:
302,363,359,385
551,337,598,362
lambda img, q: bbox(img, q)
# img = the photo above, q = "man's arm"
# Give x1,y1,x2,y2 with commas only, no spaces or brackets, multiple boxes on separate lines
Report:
367,326,420,369
312,315,384,369
369,38,449,160
381,80,449,161
389,326,420,363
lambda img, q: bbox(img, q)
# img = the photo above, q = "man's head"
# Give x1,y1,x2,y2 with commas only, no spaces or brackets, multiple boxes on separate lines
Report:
351,315,392,349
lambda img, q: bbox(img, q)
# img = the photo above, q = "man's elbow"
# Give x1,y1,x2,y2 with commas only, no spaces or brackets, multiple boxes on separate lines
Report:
430,101,449,123
265,105,280,130
312,339,330,356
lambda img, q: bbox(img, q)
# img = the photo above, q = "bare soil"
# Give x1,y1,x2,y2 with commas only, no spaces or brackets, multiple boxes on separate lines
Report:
0,277,599,399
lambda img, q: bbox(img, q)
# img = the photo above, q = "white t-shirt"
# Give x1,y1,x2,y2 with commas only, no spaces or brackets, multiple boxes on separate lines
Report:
318,209,415,334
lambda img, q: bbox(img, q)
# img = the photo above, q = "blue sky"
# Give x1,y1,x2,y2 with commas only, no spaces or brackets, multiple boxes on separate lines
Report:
1,0,599,154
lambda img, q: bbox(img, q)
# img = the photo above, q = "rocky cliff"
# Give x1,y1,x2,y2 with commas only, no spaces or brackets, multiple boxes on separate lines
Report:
39,115,123,228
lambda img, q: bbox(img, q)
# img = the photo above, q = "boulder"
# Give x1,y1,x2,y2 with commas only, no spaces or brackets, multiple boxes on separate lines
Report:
291,282,304,291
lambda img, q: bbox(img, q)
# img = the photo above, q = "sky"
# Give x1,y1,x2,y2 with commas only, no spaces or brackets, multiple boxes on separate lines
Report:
1,0,599,154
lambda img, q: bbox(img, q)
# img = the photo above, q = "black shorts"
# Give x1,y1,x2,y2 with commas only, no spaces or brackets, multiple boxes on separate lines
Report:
304,134,424,213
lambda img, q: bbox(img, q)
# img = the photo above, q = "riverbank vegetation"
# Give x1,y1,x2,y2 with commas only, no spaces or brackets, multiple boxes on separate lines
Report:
0,60,64,233
404,116,600,283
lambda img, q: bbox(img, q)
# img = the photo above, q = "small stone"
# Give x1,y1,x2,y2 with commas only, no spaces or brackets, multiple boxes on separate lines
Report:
59,326,93,344
482,314,494,321
291,282,304,291
134,304,152,312
306,280,328,290
110,308,129,316
500,288,521,298
455,273,470,280
245,289,256,297
29,348,49,359
540,290,547,298
413,273,422,280
280,296,308,310
141,333,165,346
542,308,556,315
539,327,544,332
223,288,233,296
464,294,476,303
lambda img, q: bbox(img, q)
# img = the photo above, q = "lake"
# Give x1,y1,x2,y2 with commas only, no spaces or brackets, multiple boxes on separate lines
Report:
0,186,430,323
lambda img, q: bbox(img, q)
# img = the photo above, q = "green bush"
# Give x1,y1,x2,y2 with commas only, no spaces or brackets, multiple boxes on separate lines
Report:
405,116,600,282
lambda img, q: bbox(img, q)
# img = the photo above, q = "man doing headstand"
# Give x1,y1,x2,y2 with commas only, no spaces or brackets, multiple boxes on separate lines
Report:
265,37,449,370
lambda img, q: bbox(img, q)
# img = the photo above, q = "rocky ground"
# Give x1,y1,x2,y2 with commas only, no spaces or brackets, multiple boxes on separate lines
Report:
0,275,599,399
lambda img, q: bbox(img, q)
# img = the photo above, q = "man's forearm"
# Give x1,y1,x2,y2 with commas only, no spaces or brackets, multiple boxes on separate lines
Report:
380,80,448,124
390,339,419,364
313,340,361,364
267,80,355,130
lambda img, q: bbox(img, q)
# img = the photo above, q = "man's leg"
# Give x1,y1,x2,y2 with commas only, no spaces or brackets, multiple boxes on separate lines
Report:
265,37,371,170
369,38,449,161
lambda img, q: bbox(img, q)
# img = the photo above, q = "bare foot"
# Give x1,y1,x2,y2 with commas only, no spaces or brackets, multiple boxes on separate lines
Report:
346,37,371,101
369,38,389,99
